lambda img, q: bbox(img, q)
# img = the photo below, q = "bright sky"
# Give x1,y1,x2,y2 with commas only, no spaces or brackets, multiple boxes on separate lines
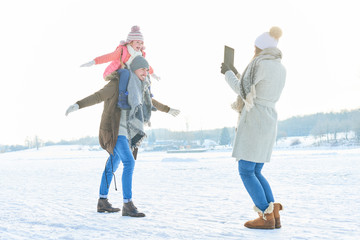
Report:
0,0,359,145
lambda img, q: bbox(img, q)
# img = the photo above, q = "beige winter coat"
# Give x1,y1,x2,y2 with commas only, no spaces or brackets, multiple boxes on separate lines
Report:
225,59,286,163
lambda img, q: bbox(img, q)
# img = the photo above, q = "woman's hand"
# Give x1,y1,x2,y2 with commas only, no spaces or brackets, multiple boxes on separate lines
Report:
221,63,238,75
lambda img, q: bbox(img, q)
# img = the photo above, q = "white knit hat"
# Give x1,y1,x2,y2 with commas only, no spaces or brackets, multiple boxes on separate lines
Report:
254,26,282,50
126,25,144,43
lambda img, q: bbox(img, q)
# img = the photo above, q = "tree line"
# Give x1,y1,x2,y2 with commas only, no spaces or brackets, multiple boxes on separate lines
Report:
146,127,235,146
0,136,100,153
277,109,360,141
147,109,360,144
1,108,359,153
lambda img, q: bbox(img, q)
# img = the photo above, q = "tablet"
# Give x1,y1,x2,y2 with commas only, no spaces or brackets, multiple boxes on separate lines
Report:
224,45,234,66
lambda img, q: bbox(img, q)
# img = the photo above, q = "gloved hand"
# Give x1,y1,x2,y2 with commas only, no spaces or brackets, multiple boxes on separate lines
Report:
221,63,238,75
80,60,95,67
229,64,238,75
221,63,230,74
168,108,180,117
151,73,161,81
65,103,79,116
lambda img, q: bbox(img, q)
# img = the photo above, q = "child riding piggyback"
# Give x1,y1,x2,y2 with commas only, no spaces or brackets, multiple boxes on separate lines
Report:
80,25,159,81
80,25,160,109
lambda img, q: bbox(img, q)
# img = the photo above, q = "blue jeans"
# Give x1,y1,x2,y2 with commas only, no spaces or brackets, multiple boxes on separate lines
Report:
238,160,274,212
99,135,135,201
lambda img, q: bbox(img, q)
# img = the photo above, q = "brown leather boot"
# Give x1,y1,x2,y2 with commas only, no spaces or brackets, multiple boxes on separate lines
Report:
244,202,275,229
122,201,145,217
97,198,120,213
273,203,283,228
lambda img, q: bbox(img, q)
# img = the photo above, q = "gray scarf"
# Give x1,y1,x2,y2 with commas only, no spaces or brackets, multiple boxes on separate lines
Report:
126,72,152,149
234,47,282,112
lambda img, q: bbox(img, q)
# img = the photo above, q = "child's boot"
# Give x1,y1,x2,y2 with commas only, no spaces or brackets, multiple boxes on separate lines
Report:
118,91,131,110
117,68,131,109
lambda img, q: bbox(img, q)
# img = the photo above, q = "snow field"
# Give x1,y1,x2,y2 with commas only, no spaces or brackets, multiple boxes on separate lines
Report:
0,146,359,239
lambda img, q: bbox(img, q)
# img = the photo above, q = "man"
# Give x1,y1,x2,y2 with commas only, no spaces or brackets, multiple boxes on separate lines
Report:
66,56,156,217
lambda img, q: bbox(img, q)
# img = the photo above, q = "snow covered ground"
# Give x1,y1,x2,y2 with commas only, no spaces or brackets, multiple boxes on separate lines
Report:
1,145,359,240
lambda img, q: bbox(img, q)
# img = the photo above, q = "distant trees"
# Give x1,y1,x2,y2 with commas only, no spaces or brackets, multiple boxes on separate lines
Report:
353,112,360,141
25,135,42,150
2,109,359,153
148,130,208,147
219,127,231,145
1,135,43,153
278,109,360,143
55,136,99,146
276,131,287,144
148,132,156,145
0,144,27,153
145,127,235,146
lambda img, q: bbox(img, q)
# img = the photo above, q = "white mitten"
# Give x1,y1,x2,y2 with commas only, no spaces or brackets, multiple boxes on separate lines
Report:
80,60,95,67
168,108,180,117
151,73,161,81
65,104,79,116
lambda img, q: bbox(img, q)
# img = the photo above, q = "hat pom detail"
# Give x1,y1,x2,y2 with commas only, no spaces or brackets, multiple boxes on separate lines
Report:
131,25,140,32
269,26,282,40
126,25,144,43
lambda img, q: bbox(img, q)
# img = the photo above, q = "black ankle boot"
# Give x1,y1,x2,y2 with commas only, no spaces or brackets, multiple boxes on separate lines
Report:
122,201,145,217
97,198,120,213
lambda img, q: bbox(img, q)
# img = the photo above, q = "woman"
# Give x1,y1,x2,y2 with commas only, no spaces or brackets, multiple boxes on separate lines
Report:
221,26,286,229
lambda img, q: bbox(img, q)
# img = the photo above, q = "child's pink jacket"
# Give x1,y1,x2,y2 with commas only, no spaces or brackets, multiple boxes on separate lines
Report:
94,44,154,79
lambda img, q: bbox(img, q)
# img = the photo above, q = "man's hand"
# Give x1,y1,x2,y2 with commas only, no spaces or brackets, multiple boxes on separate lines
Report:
168,108,180,117
65,104,79,116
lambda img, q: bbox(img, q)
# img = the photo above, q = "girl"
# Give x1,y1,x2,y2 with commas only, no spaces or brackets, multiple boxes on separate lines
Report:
80,25,158,81
80,26,160,109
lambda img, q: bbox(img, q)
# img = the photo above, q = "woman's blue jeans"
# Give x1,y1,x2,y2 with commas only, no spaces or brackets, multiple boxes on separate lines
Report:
238,160,274,212
99,135,135,201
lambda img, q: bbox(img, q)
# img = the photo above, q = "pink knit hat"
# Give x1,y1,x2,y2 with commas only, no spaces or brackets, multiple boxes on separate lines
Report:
126,25,144,43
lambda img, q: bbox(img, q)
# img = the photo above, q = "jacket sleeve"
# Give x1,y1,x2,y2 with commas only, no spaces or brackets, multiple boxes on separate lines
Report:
94,47,122,65
224,70,242,95
76,81,117,109
151,98,170,113
149,66,154,75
